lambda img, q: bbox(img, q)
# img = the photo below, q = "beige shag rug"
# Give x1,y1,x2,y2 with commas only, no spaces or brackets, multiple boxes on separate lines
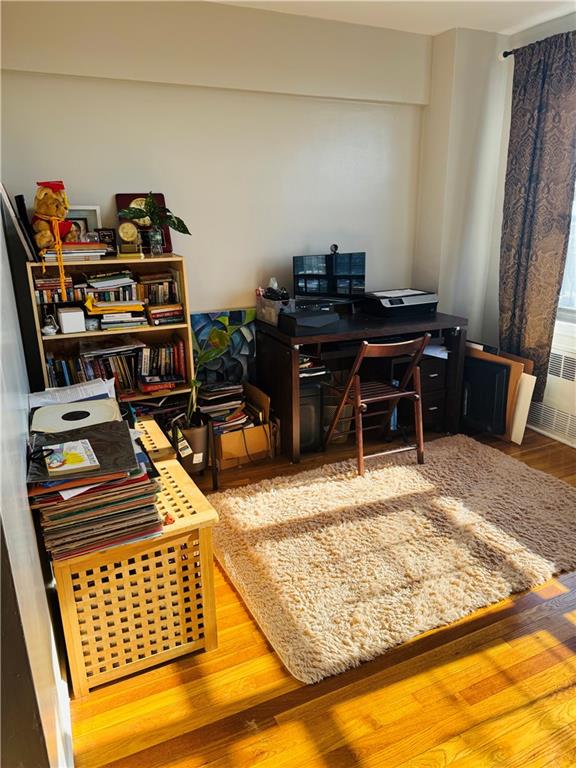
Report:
212,435,576,683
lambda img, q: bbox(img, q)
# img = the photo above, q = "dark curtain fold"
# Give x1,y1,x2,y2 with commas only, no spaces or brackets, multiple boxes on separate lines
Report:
499,31,576,401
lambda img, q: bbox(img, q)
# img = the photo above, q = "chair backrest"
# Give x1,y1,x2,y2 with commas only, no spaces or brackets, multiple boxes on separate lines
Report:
345,333,431,393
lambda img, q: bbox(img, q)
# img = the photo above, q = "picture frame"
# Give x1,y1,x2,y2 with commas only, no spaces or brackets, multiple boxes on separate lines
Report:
67,205,102,240
115,193,173,254
95,227,118,254
1,183,38,262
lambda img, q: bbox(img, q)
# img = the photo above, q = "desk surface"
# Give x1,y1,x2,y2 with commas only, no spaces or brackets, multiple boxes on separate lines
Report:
256,312,468,346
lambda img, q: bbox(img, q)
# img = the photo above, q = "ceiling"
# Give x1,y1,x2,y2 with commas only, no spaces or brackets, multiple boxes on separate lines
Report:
223,1,575,36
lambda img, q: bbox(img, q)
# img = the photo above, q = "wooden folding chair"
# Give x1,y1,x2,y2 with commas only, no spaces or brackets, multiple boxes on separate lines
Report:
323,334,431,475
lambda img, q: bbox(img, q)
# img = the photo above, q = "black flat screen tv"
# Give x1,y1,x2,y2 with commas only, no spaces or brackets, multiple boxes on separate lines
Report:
462,357,509,435
293,252,365,299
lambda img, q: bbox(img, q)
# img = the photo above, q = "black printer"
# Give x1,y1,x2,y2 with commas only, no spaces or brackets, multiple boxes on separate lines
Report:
361,289,438,318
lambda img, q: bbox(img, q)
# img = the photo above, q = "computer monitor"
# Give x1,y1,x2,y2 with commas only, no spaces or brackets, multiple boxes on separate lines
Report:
293,252,366,298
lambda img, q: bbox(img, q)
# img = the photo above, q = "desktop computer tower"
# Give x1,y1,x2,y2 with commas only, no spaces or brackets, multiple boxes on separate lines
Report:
300,384,323,452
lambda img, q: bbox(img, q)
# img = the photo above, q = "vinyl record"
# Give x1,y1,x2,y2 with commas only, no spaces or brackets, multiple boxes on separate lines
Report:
31,399,121,433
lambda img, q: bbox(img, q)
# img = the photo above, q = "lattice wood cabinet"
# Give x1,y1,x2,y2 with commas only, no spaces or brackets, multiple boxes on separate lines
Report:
53,457,218,698
135,415,176,461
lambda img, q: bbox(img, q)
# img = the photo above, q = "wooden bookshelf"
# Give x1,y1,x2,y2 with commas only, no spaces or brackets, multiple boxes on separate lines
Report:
26,254,195,398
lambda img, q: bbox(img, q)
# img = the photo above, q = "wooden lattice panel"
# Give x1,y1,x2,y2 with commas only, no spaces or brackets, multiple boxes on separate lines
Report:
155,459,217,533
135,416,176,461
52,452,218,697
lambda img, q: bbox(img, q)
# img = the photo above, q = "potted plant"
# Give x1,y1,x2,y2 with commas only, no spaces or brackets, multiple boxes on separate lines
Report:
172,325,234,474
118,192,191,256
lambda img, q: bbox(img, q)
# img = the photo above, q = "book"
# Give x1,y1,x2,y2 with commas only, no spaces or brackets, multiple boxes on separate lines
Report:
44,439,100,476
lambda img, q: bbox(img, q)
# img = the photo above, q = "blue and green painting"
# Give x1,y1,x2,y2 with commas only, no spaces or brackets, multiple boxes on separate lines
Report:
190,309,256,384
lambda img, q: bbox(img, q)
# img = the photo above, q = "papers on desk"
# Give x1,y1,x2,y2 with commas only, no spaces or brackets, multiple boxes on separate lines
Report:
424,345,449,360
29,378,115,409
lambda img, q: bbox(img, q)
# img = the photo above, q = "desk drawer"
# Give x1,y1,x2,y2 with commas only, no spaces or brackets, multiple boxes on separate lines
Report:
420,357,446,393
392,356,446,393
422,391,445,430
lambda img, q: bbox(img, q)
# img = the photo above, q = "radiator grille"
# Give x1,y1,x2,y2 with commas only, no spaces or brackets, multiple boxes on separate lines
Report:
528,401,576,446
548,351,576,381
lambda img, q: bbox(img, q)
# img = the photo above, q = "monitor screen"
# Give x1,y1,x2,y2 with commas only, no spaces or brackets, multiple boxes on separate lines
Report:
293,252,365,298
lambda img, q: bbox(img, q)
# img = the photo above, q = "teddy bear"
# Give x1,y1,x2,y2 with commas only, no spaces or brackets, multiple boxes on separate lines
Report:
31,180,75,251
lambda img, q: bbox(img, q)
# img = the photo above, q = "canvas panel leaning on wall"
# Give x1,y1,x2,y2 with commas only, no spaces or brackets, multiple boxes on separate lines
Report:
191,310,256,384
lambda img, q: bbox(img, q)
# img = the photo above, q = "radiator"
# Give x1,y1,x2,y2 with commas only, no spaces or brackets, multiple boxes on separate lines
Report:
528,327,576,447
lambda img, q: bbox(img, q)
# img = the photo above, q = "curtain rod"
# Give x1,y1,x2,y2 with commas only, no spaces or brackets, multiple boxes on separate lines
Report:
502,49,515,58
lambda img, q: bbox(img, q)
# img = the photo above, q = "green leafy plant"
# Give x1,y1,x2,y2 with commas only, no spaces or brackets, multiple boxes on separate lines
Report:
186,320,239,424
118,192,191,235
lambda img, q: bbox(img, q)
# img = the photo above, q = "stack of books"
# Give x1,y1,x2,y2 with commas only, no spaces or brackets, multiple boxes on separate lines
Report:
43,243,109,262
146,303,185,326
33,269,186,330
196,383,249,433
28,420,163,560
34,275,75,304
137,272,181,304
35,271,140,308
45,335,187,396
84,272,147,329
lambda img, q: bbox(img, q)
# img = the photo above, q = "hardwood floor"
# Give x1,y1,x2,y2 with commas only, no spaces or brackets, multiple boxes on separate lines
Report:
72,429,576,768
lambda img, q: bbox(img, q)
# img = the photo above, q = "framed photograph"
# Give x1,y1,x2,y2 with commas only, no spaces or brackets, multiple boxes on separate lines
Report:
115,193,173,254
67,217,89,241
66,205,102,240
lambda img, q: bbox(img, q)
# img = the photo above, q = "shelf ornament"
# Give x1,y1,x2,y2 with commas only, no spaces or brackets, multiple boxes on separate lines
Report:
32,180,75,294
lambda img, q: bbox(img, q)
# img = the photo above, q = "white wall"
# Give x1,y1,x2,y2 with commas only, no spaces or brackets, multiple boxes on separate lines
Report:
511,10,576,47
413,28,510,342
2,75,422,313
413,30,456,293
2,2,430,104
0,225,73,768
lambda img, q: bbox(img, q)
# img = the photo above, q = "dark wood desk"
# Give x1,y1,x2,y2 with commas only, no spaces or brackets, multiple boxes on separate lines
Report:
256,312,468,462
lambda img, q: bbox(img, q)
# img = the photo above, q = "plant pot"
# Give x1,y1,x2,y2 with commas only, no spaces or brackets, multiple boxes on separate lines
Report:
174,424,208,474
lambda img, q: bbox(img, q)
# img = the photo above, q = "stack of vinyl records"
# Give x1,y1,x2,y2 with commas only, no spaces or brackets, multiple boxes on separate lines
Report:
28,413,163,560
196,383,250,434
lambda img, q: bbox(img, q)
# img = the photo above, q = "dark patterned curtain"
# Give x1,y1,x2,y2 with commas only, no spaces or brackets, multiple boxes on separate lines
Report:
500,31,576,401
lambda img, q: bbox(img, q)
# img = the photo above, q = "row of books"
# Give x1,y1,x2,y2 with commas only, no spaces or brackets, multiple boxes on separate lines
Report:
45,336,187,396
196,382,253,434
34,270,181,307
28,418,163,560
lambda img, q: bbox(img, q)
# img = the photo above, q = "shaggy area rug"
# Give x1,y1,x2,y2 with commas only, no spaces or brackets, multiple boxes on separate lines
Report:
212,435,576,683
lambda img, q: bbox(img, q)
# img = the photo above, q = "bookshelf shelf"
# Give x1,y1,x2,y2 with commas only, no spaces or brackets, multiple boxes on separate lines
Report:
26,254,195,398
120,386,192,402
30,254,187,268
41,323,189,342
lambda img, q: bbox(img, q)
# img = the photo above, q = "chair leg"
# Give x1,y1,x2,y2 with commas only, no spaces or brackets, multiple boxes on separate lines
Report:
353,376,365,476
413,367,424,464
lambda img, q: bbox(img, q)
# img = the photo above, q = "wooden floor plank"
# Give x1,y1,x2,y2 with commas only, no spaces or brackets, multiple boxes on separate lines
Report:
72,430,576,768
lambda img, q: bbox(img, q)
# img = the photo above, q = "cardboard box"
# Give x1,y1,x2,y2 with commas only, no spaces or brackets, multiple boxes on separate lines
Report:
215,382,273,470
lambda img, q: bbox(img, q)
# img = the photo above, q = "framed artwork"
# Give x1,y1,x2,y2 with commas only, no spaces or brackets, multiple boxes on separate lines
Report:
1,183,37,262
115,193,173,254
191,309,257,384
67,205,102,241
